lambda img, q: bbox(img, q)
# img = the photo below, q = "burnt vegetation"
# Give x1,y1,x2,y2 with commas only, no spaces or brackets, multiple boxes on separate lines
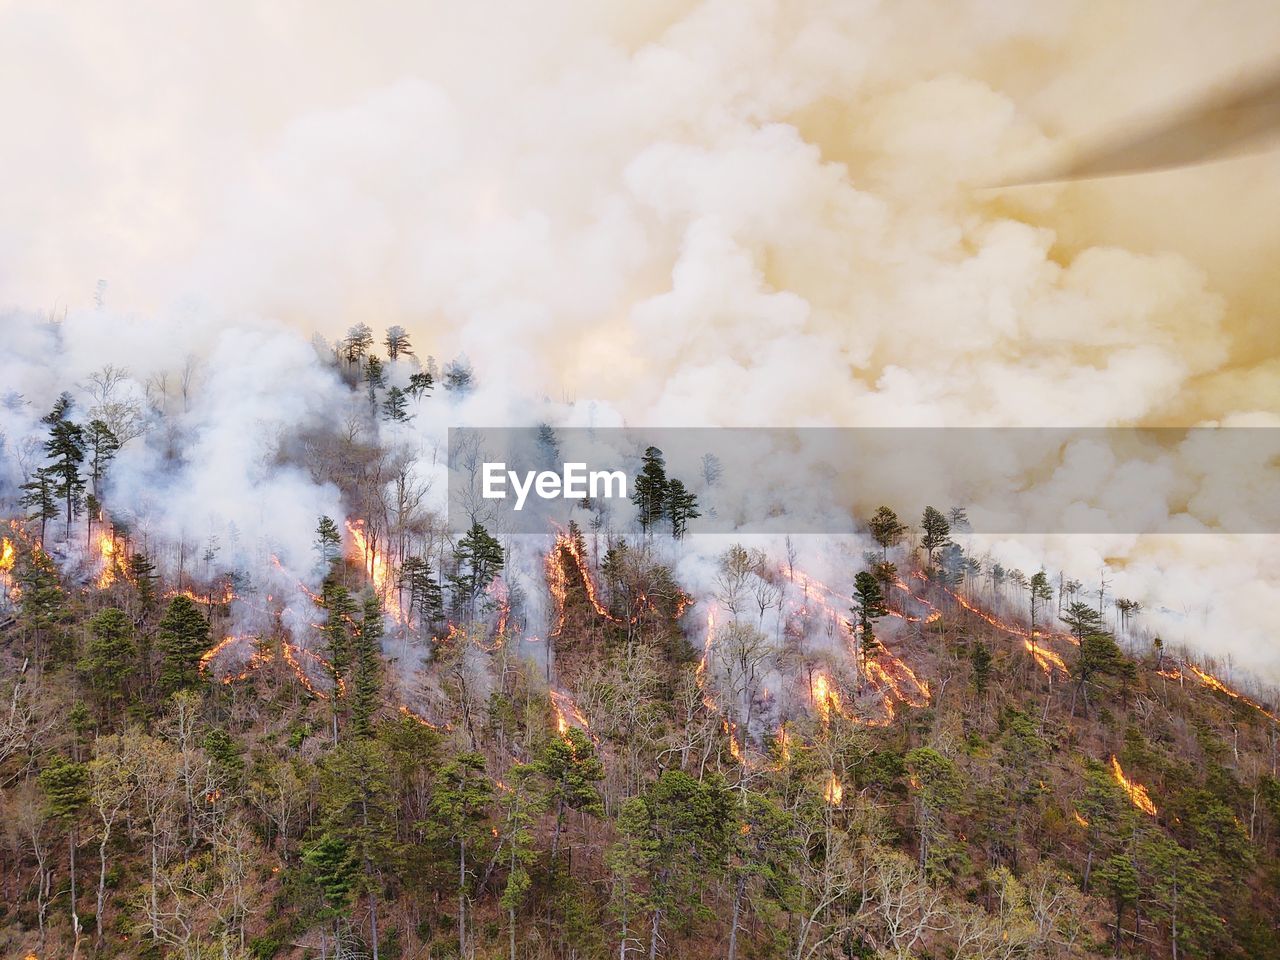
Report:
1,335,1278,960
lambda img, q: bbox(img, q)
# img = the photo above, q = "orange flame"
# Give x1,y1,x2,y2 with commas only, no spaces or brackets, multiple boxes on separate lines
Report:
1182,663,1280,721
346,520,402,622
549,689,591,739
1024,638,1069,676
1073,810,1090,828
95,534,117,589
823,771,843,806
811,671,845,724
1110,756,1157,816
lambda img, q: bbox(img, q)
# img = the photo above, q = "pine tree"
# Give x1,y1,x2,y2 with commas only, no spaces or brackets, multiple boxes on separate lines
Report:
920,505,951,568
79,607,135,715
427,752,493,960
631,446,668,533
538,726,605,861
39,755,90,944
84,419,119,499
302,832,358,950
450,522,504,616
156,595,211,694
383,325,413,361
407,370,434,400
496,763,545,960
868,505,907,559
129,552,160,615
667,478,700,539
381,385,410,422
315,515,342,568
18,548,69,664
1029,569,1053,635
19,467,59,543
400,556,444,630
343,323,374,366
443,356,475,394
364,355,386,412
610,770,733,960
352,594,384,738
970,642,993,695
318,739,399,960
322,579,357,742
851,570,888,665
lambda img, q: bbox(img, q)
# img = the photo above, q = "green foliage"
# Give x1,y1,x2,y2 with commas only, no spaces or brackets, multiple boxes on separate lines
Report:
666,478,699,539
79,606,136,709
851,570,888,657
969,641,993,694
919,505,951,567
351,594,384,737
39,754,90,820
631,446,668,532
157,594,211,694
449,522,504,612
868,505,907,557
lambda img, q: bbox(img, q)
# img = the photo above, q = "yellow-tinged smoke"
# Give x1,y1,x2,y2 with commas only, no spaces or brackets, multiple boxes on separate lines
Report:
0,1,1278,678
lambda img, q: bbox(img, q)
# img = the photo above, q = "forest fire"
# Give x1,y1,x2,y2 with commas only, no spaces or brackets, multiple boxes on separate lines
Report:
1110,756,1158,816
554,531,614,621
811,671,845,724
864,655,931,708
823,772,843,806
199,634,342,699
1025,638,1069,676
95,533,117,588
0,537,14,599
1182,663,1280,721
398,704,445,730
549,689,591,738
346,520,402,621
1073,811,1090,828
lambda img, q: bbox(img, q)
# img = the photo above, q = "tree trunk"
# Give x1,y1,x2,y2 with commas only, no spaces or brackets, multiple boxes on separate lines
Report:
727,873,747,960
96,831,109,948
551,798,564,861
648,908,662,960
509,905,517,960
69,826,80,942
459,839,467,959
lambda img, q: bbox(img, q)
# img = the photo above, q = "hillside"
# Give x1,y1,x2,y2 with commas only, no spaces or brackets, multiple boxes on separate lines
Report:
2,505,1278,960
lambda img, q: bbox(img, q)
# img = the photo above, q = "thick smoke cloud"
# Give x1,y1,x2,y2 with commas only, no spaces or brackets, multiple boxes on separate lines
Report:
0,1,1277,678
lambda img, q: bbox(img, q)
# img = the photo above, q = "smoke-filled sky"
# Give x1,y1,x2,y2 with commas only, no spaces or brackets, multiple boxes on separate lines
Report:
0,1,1277,678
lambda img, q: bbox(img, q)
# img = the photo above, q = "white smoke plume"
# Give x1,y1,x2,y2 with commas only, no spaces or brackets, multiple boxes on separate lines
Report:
0,1,1277,678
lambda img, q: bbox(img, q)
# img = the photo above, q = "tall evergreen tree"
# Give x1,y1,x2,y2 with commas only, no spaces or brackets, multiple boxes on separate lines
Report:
39,755,90,944
322,579,358,742
868,505,907,559
43,398,86,536
83,419,119,499
352,594,384,738
538,726,605,861
631,446,668,533
851,570,889,665
315,515,342,568
381,385,410,422
407,370,434,400
666,478,700,539
920,505,951,568
383,325,413,361
19,467,59,543
79,607,135,715
428,752,493,960
156,595,211,694
450,522,504,616
318,739,398,960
